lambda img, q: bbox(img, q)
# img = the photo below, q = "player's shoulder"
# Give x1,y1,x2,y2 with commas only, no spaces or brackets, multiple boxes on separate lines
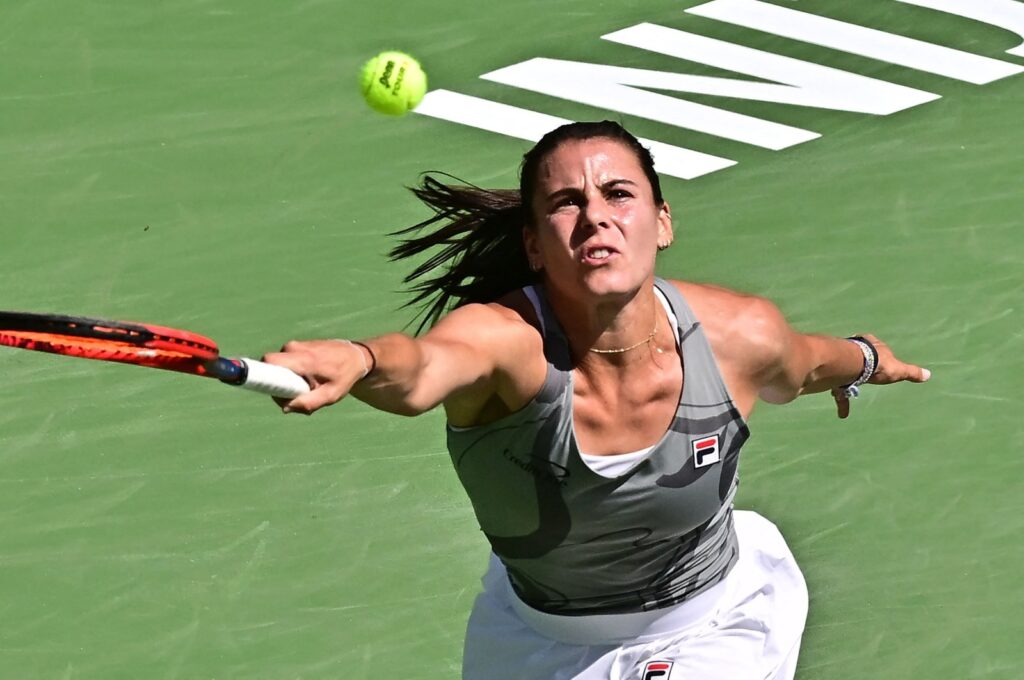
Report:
665,279,783,324
430,290,543,346
491,288,542,323
663,279,789,364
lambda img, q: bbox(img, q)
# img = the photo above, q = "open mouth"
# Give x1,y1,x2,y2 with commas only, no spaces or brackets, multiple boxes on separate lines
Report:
581,246,617,264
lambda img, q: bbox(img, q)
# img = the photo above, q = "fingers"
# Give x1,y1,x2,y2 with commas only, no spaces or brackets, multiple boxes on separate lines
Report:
261,349,311,377
872,358,932,385
273,384,341,415
832,388,850,420
264,349,323,414
262,339,363,416
858,334,931,386
280,384,346,415
905,365,931,383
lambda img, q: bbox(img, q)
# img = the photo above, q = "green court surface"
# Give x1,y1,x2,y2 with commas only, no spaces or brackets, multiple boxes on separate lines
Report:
1,1,1022,677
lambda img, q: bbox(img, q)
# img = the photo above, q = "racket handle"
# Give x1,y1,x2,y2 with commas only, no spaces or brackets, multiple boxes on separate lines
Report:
233,358,311,398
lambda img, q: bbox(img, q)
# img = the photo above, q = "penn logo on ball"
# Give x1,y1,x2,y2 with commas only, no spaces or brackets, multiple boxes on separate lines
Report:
360,51,427,116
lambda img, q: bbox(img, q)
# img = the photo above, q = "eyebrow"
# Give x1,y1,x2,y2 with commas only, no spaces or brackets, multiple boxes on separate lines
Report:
544,178,638,202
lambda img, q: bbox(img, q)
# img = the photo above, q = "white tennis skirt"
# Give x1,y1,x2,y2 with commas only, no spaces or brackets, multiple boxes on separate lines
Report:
462,511,808,680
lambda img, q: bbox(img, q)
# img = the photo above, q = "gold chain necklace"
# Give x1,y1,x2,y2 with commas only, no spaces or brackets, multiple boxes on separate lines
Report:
589,316,659,354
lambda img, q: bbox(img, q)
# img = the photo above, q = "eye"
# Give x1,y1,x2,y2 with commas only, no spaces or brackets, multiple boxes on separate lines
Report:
607,188,633,201
551,196,581,211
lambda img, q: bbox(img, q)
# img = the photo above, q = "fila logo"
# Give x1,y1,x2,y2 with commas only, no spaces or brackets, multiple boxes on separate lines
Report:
642,660,674,679
692,434,721,468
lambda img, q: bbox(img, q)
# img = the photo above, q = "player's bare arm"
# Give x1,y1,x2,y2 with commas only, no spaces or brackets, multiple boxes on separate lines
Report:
676,280,930,419
263,300,546,420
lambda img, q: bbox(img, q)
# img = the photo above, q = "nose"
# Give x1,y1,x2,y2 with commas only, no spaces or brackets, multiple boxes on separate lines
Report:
581,194,612,230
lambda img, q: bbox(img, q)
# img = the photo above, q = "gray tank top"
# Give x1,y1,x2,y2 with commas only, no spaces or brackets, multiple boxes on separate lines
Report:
447,278,749,615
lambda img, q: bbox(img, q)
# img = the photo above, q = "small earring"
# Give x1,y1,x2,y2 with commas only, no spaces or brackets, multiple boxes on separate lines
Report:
657,242,671,251
529,261,542,272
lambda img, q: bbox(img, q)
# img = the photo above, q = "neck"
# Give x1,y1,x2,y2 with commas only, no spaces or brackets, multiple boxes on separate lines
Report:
544,278,661,365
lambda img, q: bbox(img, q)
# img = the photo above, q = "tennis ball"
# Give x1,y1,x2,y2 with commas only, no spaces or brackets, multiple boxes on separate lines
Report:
359,51,427,116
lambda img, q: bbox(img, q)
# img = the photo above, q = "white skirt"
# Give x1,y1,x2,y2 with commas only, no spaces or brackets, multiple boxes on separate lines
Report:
462,511,808,680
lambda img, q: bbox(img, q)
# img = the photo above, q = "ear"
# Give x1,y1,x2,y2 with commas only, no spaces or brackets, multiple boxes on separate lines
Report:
522,225,543,271
656,201,674,250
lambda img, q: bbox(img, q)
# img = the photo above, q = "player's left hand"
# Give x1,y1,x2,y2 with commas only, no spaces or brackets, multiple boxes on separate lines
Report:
832,333,930,419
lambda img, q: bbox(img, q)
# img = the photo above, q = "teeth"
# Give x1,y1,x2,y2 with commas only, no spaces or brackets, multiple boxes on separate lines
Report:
590,248,610,259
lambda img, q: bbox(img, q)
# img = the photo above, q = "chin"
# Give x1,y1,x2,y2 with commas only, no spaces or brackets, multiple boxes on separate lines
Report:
578,268,647,299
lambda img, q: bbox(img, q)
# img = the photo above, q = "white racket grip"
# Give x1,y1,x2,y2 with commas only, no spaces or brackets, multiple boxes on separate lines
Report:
237,358,311,398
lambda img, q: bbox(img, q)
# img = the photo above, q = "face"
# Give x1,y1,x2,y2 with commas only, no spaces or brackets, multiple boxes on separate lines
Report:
523,138,672,300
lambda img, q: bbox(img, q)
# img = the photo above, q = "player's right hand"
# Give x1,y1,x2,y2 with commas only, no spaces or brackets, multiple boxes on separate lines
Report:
262,340,369,415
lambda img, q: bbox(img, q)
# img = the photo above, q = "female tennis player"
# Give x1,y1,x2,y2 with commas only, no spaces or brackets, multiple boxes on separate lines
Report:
263,121,929,679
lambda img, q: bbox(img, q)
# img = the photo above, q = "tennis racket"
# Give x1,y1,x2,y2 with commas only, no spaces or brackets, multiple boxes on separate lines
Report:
0,311,310,398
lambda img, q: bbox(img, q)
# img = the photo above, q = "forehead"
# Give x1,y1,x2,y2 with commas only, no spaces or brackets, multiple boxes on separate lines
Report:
536,138,647,189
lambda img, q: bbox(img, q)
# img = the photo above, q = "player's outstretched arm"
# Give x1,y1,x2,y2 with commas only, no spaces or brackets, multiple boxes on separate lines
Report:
261,302,542,418
747,299,931,418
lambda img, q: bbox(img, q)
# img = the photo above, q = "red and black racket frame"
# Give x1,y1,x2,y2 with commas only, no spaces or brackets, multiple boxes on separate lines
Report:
0,311,252,386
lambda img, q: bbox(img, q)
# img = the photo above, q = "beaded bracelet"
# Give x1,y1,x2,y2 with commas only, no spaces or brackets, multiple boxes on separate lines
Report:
838,336,879,399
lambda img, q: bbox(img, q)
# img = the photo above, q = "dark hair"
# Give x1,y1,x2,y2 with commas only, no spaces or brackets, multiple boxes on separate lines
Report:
389,121,662,331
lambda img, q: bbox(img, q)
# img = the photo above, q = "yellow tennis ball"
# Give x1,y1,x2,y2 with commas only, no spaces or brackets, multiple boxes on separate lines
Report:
359,51,427,116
